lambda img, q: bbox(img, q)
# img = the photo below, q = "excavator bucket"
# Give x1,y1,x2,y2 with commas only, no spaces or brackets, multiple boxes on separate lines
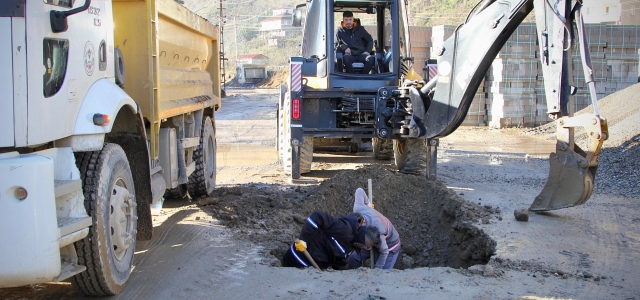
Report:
530,115,608,212
530,142,595,211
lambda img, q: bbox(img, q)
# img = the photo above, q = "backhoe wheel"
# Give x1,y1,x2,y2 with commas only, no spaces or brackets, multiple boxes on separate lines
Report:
373,138,393,160
278,94,313,175
72,143,137,296
188,115,217,197
393,139,427,175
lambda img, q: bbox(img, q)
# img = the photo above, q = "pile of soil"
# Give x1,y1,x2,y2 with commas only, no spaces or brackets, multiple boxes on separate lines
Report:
258,70,289,88
522,83,640,197
199,165,499,270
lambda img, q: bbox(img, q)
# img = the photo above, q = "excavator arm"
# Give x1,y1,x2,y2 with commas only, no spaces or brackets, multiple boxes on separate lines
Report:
374,0,608,211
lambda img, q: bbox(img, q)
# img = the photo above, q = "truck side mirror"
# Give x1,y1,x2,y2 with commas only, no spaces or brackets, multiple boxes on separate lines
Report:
50,0,92,33
292,8,303,27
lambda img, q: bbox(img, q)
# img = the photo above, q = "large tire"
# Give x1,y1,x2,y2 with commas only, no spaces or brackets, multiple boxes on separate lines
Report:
278,94,313,175
373,138,393,160
72,143,137,296
393,138,427,175
188,115,216,197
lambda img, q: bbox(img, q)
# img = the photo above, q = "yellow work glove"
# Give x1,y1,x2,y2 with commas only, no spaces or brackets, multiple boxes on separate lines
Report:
295,240,307,252
368,203,375,209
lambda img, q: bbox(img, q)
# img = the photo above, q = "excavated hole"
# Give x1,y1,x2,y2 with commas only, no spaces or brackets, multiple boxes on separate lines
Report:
201,165,497,270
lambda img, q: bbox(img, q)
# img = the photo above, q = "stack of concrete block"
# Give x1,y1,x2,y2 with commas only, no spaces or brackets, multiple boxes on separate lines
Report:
413,23,639,128
569,25,639,114
409,26,432,73
487,24,544,128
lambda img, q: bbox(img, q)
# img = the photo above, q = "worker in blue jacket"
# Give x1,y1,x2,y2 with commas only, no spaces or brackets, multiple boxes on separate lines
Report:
283,210,379,270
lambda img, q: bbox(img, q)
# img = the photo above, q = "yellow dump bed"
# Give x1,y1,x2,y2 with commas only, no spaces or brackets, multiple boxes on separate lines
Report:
113,0,220,156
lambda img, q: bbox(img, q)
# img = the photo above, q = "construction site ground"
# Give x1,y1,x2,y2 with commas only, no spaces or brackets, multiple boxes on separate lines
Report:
2,86,639,299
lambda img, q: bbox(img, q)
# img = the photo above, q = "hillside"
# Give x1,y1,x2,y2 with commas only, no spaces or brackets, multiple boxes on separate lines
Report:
181,0,519,72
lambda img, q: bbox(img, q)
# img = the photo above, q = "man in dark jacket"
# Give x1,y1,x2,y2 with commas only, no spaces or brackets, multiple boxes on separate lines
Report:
335,11,375,74
283,210,380,270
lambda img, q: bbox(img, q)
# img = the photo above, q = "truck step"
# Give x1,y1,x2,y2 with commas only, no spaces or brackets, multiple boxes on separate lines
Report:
53,261,86,282
58,217,92,237
54,179,82,198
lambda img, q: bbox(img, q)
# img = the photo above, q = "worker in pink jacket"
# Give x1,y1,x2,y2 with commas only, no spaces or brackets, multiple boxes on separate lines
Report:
348,188,401,269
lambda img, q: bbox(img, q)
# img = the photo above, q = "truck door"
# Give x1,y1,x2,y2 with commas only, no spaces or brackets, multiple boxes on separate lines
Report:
24,0,111,146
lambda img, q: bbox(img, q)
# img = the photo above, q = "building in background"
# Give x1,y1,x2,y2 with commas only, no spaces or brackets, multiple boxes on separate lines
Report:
583,0,640,25
260,7,300,46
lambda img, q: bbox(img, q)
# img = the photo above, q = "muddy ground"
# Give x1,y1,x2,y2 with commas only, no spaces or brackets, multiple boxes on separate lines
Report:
2,87,639,299
202,164,498,270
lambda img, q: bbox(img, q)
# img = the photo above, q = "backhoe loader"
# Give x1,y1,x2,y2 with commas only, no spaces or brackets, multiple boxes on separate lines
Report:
279,0,608,211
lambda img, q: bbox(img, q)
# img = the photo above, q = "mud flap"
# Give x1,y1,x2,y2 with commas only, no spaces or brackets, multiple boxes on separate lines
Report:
530,142,595,211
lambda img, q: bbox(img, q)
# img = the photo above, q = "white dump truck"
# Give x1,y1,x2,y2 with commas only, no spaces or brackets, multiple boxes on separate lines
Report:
0,0,221,295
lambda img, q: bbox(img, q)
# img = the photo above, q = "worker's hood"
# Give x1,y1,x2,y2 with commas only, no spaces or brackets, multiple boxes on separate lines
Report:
342,213,366,244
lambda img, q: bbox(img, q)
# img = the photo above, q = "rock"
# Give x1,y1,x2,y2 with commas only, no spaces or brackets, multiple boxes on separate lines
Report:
404,245,417,255
460,250,472,261
542,273,550,278
195,216,201,220
483,265,495,277
198,197,219,206
281,201,293,209
402,255,414,267
562,274,569,279
293,214,306,224
468,265,484,275
253,224,261,229
514,208,529,222
421,259,430,267
427,241,434,251
555,269,566,275
482,217,490,224
396,219,408,227
583,271,593,278
594,276,601,282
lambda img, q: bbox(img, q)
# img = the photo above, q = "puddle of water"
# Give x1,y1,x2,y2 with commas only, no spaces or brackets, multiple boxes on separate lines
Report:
217,144,278,167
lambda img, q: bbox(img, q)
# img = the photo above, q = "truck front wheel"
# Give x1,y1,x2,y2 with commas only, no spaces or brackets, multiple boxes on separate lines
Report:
393,139,427,175
72,143,137,296
188,115,216,197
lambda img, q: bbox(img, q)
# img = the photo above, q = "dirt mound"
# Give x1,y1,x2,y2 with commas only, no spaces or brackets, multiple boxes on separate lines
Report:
259,70,289,88
521,83,640,197
200,165,498,270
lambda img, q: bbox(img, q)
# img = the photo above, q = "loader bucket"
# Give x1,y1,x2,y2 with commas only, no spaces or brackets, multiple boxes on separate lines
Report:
530,142,595,211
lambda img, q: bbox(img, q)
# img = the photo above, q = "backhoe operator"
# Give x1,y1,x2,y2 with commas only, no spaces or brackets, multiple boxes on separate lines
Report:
335,11,375,74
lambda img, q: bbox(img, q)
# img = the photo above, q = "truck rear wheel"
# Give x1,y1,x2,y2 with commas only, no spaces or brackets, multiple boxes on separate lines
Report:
188,115,216,197
72,143,137,296
393,139,427,175
278,94,313,176
373,138,393,160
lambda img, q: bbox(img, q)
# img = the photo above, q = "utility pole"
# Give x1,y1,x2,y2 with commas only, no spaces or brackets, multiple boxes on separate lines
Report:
234,16,238,61
218,0,227,90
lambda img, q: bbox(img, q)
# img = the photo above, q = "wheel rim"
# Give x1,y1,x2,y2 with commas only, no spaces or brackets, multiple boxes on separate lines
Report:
110,180,135,261
205,135,215,178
